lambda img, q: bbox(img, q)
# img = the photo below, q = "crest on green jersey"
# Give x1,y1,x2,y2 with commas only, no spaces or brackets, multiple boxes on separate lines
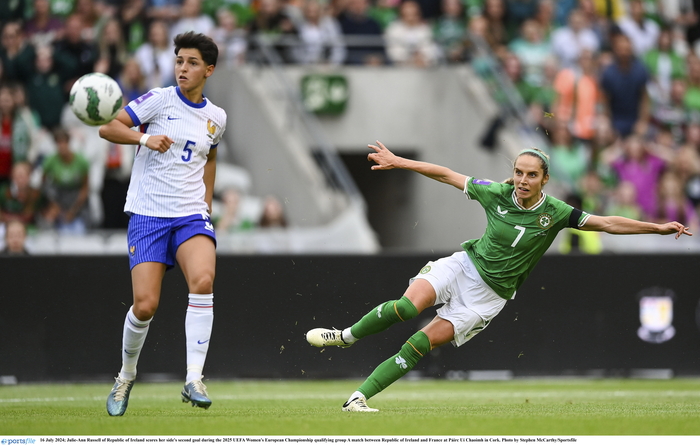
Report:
537,213,553,229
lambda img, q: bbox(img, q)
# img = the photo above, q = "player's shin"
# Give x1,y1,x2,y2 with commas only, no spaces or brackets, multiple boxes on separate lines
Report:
185,293,214,383
350,296,418,340
120,306,151,380
357,331,431,399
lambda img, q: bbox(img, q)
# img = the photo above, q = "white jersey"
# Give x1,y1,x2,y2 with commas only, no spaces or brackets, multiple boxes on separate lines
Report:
123,86,227,217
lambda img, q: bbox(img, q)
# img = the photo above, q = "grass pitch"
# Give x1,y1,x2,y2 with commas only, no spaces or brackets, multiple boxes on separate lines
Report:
1,379,700,436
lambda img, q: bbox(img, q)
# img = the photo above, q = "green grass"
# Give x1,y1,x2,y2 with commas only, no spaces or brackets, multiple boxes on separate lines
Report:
1,379,700,435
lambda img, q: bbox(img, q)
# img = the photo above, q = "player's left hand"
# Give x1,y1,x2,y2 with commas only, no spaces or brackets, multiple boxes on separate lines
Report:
368,141,399,170
659,221,693,239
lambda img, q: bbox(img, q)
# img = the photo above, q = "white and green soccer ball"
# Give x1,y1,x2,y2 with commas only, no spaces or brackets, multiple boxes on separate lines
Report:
69,73,123,126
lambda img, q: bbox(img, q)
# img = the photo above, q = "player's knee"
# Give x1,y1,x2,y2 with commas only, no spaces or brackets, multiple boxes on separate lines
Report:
188,272,214,294
393,296,419,321
133,301,158,320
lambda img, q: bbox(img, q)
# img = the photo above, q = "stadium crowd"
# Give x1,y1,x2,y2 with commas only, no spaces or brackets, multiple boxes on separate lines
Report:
1,0,700,254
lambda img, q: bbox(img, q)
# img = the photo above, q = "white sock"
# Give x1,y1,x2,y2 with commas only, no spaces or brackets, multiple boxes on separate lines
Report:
347,391,365,403
119,306,151,381
185,293,214,383
342,327,357,344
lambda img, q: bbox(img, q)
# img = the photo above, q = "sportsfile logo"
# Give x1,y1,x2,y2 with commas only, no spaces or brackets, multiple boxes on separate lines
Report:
1,439,36,445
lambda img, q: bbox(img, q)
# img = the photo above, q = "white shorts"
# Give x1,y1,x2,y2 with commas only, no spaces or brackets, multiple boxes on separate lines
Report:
410,251,507,347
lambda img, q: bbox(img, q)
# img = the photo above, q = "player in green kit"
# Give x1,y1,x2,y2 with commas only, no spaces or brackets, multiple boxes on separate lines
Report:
306,141,692,412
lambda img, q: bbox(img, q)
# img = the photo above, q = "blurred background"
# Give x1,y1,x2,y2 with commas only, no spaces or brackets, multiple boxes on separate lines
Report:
1,0,700,382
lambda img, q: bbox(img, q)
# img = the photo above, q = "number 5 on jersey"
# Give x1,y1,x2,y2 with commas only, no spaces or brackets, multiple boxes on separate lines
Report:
182,140,195,162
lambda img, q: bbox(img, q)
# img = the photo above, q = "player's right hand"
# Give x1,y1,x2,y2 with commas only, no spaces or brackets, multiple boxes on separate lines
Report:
146,135,175,153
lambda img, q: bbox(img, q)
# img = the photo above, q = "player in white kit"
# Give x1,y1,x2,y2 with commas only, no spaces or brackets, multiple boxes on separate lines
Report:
98,32,227,416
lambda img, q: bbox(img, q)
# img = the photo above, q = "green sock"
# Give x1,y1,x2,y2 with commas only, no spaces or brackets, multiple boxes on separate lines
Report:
357,331,431,399
350,296,418,340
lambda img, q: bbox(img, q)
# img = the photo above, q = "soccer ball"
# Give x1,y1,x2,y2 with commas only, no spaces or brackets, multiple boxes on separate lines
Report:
69,73,123,126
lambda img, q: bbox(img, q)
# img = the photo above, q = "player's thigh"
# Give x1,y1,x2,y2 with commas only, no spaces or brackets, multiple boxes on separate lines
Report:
404,278,437,313
131,261,167,319
176,235,216,293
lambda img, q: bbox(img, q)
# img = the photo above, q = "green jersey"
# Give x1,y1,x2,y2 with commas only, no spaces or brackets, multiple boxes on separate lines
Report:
462,177,590,300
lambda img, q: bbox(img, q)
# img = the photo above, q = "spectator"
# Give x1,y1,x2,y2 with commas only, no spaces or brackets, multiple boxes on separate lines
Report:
606,180,643,220
548,119,590,194
481,0,509,55
72,0,107,42
368,0,398,31
95,17,129,80
0,219,30,255
578,0,613,52
591,0,625,22
0,161,39,224
643,26,687,108
600,33,650,137
550,9,600,69
119,0,149,52
0,84,30,184
504,0,538,34
10,83,42,166
24,0,65,48
169,0,216,42
651,78,688,144
248,0,299,64
27,45,67,129
433,0,467,64
654,169,699,232
47,0,78,18
118,57,148,103
617,0,660,57
259,194,287,227
134,20,176,90
0,21,36,84
210,7,247,68
146,0,182,23
337,0,385,65
295,0,345,65
533,0,557,38
101,141,132,229
384,0,439,67
551,49,600,141
39,127,90,234
672,143,700,208
501,51,538,106
683,54,700,116
0,0,26,26
589,114,617,166
52,14,100,94
529,56,559,132
508,19,551,88
604,134,666,219
215,188,255,232
410,0,442,22
578,168,608,215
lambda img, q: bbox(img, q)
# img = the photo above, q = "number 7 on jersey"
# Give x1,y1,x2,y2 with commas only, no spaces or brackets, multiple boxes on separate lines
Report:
511,225,526,247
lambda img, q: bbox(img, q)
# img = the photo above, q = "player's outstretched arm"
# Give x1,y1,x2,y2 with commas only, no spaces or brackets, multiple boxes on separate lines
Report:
98,109,175,153
580,215,692,239
368,141,467,190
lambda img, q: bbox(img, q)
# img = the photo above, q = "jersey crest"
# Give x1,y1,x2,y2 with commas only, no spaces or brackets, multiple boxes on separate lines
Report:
207,119,217,140
537,212,553,229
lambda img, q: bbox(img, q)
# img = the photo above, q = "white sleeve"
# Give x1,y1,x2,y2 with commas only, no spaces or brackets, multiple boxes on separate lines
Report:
124,88,165,127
